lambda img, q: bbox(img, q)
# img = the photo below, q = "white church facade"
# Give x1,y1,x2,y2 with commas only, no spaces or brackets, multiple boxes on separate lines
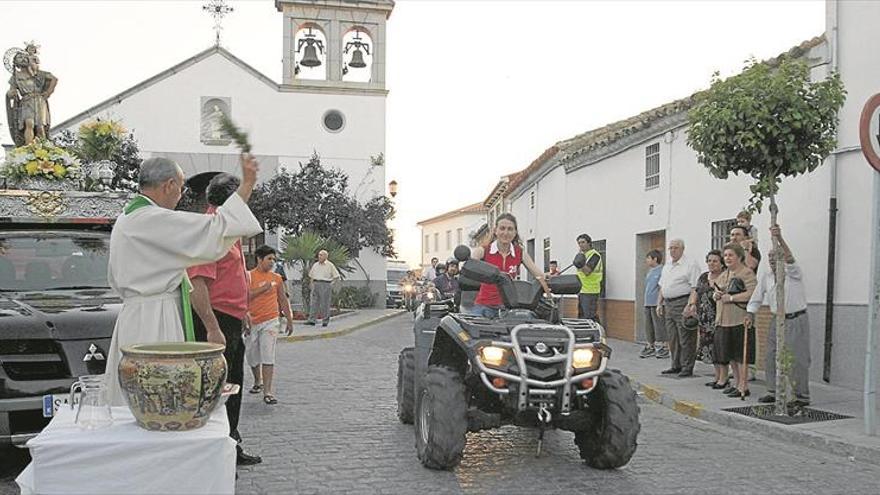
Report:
50,0,395,306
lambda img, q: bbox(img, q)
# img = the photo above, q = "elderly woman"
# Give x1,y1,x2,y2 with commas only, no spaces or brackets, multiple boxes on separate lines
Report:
691,250,727,388
713,243,757,398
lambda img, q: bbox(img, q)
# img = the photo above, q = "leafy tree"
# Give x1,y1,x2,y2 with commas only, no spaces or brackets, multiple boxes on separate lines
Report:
688,57,845,414
282,231,353,313
249,152,396,259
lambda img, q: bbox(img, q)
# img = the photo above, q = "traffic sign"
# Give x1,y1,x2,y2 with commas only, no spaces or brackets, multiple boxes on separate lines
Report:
859,93,880,173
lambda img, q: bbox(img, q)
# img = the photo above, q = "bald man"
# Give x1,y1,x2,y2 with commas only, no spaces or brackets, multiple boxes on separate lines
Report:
306,249,341,327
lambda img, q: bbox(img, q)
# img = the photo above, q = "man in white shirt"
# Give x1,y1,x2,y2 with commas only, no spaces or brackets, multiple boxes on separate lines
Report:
745,224,810,405
423,257,438,281
657,238,702,377
306,249,341,327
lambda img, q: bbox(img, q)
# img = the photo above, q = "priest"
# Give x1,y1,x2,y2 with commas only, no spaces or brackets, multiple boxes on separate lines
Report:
103,155,263,405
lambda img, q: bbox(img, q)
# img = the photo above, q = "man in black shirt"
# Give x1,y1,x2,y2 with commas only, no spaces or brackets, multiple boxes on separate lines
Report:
730,225,761,273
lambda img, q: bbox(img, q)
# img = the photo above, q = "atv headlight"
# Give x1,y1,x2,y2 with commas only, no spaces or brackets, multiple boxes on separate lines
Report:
426,292,435,300
572,347,597,369
479,346,508,367
403,284,413,293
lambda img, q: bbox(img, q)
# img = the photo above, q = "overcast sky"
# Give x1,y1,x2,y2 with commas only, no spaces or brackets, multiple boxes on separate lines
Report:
0,0,825,266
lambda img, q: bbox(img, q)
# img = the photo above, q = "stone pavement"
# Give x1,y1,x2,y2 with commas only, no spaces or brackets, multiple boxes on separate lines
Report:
281,308,406,342
231,315,880,494
609,337,880,466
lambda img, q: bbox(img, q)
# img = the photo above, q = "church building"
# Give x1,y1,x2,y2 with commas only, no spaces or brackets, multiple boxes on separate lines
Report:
50,0,395,306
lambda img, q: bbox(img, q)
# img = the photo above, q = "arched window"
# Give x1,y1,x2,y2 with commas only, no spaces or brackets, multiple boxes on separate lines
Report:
294,23,327,80
342,27,373,83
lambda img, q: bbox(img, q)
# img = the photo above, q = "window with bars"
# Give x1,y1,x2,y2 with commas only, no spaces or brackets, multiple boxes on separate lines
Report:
433,233,439,253
456,228,463,246
645,143,660,190
529,191,535,209
424,235,429,253
711,219,737,250
445,230,452,250
543,237,551,273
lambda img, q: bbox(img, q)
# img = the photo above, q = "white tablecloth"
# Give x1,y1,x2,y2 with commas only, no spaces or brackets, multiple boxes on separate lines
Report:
16,405,236,495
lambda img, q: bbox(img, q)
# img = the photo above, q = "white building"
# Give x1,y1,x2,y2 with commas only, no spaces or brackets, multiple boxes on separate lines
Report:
418,202,487,273
498,0,879,392
50,0,394,305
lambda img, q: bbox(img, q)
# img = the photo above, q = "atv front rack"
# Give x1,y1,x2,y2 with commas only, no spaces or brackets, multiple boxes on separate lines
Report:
474,323,609,415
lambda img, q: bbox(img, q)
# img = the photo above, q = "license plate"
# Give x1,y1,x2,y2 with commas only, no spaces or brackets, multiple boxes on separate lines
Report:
42,393,77,418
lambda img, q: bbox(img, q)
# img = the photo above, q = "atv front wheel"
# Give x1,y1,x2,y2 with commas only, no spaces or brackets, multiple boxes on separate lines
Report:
414,365,467,470
574,369,640,469
396,347,415,424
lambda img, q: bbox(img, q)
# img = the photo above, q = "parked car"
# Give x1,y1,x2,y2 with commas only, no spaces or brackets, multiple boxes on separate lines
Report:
386,260,409,309
0,188,128,446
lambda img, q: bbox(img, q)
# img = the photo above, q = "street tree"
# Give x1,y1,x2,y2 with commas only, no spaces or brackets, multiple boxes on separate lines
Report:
688,57,845,414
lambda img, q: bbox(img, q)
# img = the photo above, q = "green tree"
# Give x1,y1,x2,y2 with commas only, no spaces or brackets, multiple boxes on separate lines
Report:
282,231,353,313
688,57,845,415
249,152,395,259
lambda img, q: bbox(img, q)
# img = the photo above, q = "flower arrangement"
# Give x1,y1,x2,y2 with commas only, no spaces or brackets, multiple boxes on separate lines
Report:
78,119,127,163
2,139,81,181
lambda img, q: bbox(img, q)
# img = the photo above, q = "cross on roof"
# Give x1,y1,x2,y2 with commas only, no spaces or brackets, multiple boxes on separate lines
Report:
202,0,234,46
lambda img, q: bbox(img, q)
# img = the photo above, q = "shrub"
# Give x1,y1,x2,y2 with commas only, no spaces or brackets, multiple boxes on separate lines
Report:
332,286,376,309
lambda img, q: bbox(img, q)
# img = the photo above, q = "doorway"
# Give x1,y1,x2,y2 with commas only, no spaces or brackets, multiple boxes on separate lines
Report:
634,230,666,342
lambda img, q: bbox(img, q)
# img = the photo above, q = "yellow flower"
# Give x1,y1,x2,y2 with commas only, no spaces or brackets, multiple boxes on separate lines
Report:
53,165,66,178
25,161,39,175
34,148,49,160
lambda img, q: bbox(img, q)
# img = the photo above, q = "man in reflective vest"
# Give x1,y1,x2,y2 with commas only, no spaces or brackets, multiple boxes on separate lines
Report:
576,234,603,323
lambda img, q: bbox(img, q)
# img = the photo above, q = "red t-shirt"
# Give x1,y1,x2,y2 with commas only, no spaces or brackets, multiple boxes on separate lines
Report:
187,207,249,320
474,241,522,307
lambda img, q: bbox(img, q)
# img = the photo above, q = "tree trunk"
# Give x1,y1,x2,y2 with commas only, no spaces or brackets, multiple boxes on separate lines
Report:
301,261,312,315
770,195,787,416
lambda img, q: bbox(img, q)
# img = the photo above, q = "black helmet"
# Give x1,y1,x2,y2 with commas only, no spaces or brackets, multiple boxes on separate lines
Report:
446,257,459,267
435,263,447,275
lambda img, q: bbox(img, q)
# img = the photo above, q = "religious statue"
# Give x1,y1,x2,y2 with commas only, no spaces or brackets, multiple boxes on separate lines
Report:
5,42,57,147
199,98,231,144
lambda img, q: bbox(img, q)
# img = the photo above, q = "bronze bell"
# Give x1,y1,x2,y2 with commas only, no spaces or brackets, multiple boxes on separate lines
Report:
348,47,366,68
300,44,322,68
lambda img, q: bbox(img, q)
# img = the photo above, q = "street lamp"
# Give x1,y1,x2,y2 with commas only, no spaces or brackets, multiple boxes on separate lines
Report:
388,180,398,198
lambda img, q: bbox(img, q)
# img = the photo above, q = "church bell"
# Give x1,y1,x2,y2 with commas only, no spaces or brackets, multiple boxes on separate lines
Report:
348,48,367,68
300,44,322,68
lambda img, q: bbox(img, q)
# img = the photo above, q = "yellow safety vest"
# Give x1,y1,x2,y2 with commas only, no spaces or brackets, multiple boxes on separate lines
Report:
577,249,603,294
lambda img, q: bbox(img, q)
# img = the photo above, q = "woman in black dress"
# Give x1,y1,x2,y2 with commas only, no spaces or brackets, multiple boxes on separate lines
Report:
694,250,727,388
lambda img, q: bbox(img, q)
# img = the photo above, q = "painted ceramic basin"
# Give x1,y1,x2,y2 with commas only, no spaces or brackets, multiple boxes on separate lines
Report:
118,342,227,431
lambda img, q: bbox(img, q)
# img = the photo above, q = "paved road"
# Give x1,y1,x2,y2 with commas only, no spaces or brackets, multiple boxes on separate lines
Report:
4,314,880,494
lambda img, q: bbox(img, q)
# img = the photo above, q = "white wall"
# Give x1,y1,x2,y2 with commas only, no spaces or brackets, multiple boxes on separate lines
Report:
420,212,485,268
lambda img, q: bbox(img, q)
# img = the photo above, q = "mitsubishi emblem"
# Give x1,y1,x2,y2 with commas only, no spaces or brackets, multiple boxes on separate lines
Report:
83,344,105,362
535,342,548,353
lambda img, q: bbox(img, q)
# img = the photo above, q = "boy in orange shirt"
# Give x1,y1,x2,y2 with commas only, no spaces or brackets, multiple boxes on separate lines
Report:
246,245,293,404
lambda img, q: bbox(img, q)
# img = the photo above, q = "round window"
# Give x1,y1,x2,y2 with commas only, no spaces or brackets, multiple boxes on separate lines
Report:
322,110,345,133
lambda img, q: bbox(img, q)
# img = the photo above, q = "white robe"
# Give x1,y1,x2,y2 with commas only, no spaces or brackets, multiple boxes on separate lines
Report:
104,193,262,406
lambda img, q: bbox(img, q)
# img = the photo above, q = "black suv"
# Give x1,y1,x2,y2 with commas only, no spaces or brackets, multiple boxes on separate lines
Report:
0,225,120,446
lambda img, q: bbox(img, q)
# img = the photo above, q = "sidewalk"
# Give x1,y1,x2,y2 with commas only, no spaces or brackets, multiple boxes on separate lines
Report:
610,337,880,465
279,308,406,342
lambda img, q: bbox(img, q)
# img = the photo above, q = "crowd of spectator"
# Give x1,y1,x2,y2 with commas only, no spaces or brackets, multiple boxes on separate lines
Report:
642,211,811,405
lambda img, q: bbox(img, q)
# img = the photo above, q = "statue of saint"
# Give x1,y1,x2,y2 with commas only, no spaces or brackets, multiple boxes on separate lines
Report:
5,43,57,146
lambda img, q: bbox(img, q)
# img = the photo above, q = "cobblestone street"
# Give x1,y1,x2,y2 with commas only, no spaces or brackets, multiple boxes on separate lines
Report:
5,314,880,494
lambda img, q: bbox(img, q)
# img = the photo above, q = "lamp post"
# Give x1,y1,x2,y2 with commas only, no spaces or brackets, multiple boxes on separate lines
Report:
388,180,398,198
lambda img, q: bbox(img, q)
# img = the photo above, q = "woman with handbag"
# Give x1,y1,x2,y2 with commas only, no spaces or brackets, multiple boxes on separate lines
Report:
713,243,757,398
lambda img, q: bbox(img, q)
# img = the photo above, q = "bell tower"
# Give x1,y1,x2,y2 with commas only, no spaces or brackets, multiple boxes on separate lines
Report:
276,0,393,90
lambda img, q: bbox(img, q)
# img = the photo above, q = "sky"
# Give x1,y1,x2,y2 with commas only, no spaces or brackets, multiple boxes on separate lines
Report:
0,0,826,267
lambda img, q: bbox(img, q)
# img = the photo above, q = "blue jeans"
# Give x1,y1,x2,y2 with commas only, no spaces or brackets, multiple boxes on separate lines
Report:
469,304,500,319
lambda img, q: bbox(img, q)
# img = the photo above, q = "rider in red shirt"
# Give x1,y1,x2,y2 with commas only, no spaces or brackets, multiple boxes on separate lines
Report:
470,213,551,318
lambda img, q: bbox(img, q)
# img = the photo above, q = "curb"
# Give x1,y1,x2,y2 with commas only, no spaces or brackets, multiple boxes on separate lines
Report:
279,310,406,343
629,377,880,466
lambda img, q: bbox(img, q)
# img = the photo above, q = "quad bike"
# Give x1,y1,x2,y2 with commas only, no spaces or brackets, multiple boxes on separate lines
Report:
396,246,640,470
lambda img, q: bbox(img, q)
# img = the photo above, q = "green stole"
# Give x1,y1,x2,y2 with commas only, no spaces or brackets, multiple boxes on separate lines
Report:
123,195,196,342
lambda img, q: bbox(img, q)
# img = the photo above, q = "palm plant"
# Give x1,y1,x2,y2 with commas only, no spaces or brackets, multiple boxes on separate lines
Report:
282,231,352,313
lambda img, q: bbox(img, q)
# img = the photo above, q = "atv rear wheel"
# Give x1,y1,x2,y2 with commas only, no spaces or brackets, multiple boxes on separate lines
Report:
414,365,467,470
574,369,640,469
396,347,415,424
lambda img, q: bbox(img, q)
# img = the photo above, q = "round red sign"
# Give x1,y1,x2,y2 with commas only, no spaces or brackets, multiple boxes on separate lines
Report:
859,93,880,173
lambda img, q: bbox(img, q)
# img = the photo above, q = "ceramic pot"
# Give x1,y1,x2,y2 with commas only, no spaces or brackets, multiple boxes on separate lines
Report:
118,342,227,432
